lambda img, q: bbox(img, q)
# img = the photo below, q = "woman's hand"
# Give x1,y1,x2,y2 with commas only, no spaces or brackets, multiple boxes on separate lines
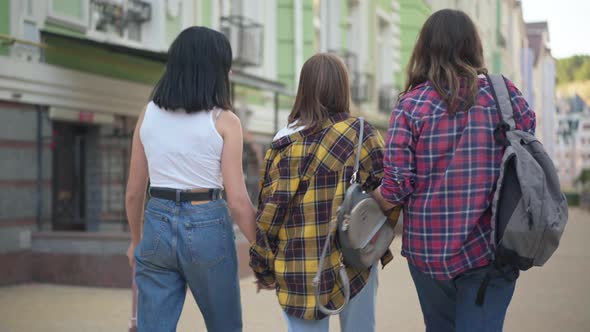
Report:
127,242,137,268
372,184,397,212
255,280,276,293
126,107,149,259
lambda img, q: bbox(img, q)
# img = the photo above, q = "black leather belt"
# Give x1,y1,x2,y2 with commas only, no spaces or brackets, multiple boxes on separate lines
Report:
149,187,223,203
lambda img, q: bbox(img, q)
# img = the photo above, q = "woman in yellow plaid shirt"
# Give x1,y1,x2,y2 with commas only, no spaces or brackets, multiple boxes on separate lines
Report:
249,53,392,332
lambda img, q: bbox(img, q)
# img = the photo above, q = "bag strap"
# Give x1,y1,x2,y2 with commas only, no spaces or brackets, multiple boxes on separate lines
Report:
487,74,516,129
351,117,365,184
486,74,515,147
313,117,365,315
313,215,350,315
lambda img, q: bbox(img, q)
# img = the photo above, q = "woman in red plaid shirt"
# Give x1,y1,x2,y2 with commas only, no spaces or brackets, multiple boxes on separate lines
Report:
373,9,536,332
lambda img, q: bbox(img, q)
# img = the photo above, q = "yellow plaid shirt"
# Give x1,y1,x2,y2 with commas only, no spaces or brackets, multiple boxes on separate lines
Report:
249,113,397,320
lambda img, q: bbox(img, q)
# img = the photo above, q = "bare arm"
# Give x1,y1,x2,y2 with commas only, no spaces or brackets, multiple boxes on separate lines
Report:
125,108,149,265
217,111,257,243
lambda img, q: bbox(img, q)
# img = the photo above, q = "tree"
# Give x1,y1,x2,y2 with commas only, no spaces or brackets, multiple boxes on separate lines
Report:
577,169,590,189
557,55,590,85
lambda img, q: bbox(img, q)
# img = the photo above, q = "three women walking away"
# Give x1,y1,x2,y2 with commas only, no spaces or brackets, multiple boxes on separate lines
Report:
126,8,538,332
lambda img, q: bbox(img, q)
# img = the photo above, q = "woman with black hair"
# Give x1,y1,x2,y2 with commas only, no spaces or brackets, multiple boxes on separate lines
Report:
125,26,255,332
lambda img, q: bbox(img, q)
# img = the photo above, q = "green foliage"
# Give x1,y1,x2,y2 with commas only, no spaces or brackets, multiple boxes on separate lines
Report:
564,192,580,206
576,169,590,188
557,55,590,85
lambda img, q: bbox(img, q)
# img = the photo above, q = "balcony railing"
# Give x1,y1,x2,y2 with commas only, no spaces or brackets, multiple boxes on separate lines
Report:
378,85,397,114
327,50,373,104
220,15,264,67
351,72,374,104
90,0,151,41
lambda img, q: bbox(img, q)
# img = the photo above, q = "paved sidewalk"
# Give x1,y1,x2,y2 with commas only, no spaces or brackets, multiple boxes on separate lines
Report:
1,208,589,332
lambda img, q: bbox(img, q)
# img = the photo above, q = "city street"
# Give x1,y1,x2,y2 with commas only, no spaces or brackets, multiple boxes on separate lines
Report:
0,208,588,332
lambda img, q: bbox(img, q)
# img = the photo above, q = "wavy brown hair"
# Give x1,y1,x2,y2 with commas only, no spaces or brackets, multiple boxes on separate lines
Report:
288,53,350,132
404,9,487,114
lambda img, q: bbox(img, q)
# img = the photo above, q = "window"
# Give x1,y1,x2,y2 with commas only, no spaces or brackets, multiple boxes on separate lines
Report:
13,1,41,62
26,0,34,16
47,0,90,31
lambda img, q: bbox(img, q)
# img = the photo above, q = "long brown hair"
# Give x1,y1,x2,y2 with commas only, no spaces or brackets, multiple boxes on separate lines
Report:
404,9,487,114
288,53,350,132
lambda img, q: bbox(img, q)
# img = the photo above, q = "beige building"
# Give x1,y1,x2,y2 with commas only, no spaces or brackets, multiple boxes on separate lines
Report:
527,21,556,159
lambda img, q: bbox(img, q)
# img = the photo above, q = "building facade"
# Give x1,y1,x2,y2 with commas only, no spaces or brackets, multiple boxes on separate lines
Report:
426,1,557,161
429,0,528,84
396,0,430,90
0,0,406,286
527,21,556,160
555,94,590,191
0,0,292,286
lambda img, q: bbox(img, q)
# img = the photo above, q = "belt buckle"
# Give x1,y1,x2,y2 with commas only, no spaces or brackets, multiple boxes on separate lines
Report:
213,189,221,201
175,189,181,203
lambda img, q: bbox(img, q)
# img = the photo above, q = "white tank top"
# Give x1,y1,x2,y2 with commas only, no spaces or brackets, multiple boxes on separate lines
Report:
140,101,224,189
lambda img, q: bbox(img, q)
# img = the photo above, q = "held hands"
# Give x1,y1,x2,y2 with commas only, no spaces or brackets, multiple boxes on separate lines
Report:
255,280,276,293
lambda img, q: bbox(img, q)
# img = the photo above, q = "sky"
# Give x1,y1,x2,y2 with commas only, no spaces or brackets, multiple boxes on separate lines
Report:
521,0,590,58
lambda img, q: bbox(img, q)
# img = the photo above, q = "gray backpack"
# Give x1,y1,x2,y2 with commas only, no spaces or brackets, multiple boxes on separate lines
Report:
477,75,569,304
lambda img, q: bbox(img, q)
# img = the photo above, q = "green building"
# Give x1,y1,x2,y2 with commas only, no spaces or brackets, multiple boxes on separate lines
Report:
0,0,404,287
396,0,431,88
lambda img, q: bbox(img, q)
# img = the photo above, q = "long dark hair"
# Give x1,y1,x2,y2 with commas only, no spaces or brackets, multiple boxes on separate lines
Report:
151,26,232,113
288,53,350,132
404,9,487,114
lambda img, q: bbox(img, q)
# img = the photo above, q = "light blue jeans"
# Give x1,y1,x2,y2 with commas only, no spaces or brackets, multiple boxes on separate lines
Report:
283,267,379,332
134,198,242,332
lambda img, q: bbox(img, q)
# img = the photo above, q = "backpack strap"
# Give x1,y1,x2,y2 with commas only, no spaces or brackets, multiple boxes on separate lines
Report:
476,75,522,306
486,74,515,147
487,74,516,129
350,117,365,184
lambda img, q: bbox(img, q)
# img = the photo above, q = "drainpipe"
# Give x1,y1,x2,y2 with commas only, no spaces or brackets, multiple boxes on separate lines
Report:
274,92,279,133
35,105,43,231
294,0,303,87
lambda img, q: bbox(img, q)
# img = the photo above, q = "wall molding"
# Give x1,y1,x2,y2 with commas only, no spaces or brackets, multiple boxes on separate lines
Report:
0,57,152,117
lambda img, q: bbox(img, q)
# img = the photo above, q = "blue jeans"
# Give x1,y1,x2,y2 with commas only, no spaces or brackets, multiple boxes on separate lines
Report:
134,198,242,332
408,262,518,332
283,266,379,332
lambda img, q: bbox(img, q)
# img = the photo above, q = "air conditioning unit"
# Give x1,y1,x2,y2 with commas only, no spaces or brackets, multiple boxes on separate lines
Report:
12,19,41,62
220,15,264,67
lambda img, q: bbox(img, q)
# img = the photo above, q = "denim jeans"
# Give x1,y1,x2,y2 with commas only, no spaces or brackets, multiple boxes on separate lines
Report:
283,266,379,332
408,262,518,332
134,198,242,332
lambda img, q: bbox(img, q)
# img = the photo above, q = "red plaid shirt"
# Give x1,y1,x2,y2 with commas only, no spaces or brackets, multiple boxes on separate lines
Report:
380,77,536,279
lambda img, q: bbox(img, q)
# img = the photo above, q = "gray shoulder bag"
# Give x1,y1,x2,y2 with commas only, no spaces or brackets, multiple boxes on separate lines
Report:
313,117,395,315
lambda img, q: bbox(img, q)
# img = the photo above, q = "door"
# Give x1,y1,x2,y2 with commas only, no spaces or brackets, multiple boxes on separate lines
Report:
52,122,87,230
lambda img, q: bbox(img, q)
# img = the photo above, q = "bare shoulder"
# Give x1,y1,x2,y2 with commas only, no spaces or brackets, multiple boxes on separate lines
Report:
216,110,242,138
218,110,241,125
